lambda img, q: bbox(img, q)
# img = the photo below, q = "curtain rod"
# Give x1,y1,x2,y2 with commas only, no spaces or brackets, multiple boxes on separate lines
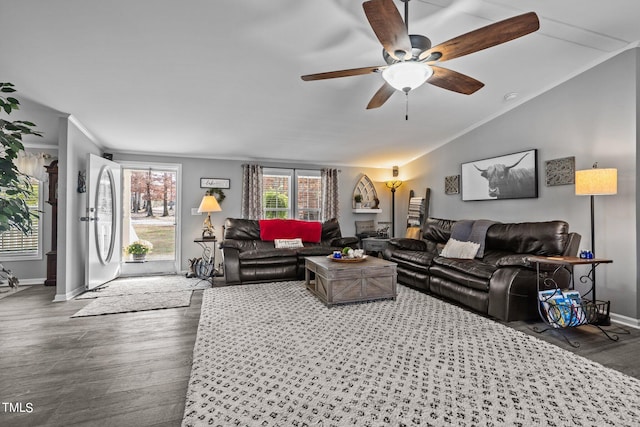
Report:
243,164,341,173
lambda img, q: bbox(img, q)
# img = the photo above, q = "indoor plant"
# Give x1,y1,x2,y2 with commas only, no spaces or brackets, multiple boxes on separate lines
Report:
125,240,153,261
354,194,363,209
0,82,42,235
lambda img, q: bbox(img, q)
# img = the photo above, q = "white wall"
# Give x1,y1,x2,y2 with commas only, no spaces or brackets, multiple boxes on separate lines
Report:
399,48,639,321
54,117,102,301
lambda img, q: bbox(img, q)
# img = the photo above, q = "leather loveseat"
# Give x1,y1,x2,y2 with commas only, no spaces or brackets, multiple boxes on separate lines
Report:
220,218,358,285
383,218,581,321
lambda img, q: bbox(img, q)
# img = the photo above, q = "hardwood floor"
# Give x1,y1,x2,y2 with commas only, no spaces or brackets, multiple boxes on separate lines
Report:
1,284,639,427
0,285,202,427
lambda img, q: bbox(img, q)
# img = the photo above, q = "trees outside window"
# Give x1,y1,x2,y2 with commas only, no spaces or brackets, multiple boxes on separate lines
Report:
262,169,321,220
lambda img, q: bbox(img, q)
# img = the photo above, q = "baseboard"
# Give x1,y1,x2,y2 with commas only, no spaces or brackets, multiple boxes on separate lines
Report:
53,286,85,302
0,278,45,286
610,312,640,329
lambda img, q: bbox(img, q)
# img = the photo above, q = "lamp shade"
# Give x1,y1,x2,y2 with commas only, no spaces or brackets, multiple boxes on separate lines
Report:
575,168,617,196
197,195,222,213
385,180,403,190
382,62,433,92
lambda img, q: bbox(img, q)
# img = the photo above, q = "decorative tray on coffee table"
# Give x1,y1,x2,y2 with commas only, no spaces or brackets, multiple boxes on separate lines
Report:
327,255,368,263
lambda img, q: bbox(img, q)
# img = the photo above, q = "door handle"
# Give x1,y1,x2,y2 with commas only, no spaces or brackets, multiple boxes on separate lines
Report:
80,216,95,221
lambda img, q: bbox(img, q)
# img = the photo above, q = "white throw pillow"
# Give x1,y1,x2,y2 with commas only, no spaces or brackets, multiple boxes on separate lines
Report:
440,238,480,259
274,238,304,249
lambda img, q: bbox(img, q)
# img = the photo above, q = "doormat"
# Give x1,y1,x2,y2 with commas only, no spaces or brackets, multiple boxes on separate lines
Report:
72,290,192,317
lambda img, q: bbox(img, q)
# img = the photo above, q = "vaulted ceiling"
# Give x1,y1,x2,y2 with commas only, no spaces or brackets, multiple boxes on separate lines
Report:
2,0,639,167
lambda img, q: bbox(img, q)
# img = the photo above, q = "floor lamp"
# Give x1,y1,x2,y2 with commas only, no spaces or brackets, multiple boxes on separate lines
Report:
575,164,617,304
385,180,403,238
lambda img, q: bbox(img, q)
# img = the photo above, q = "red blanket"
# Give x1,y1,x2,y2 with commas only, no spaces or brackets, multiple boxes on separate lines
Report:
259,219,322,243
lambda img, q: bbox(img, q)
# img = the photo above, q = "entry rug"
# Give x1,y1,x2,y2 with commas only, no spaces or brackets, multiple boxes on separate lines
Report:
182,281,640,427
76,274,210,300
72,290,192,317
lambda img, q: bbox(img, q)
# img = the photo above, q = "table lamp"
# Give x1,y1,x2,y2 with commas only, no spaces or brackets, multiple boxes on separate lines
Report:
197,195,222,238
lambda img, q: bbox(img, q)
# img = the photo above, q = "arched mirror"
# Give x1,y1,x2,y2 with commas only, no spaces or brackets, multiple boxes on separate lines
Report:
95,165,116,264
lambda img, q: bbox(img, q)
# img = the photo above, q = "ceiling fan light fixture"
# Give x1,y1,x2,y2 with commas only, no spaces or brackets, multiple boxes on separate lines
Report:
382,61,433,92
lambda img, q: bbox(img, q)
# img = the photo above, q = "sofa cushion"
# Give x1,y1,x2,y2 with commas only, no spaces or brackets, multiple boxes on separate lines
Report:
259,219,322,242
423,218,455,243
430,257,497,292
224,218,261,240
274,238,304,249
297,246,335,257
388,238,427,252
485,221,569,255
388,250,434,272
239,248,298,261
321,218,343,241
441,239,480,259
432,256,497,280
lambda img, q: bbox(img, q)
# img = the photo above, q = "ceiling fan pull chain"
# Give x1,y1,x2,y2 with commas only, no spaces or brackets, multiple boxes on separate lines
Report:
405,91,409,121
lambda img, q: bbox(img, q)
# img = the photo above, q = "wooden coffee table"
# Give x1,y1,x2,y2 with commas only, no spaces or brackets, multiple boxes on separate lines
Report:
305,256,397,307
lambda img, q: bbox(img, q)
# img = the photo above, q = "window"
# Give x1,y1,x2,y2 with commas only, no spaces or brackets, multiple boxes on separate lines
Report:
0,177,42,260
263,169,321,220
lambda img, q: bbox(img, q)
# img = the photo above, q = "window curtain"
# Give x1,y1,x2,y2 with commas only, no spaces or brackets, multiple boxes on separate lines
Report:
14,152,51,182
241,164,263,220
321,168,339,221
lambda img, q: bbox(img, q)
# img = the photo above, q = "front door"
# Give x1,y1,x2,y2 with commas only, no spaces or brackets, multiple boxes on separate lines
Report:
85,154,122,290
120,163,180,275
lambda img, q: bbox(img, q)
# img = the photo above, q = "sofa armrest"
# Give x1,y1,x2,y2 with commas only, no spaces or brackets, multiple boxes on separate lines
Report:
496,254,568,272
495,254,533,269
563,232,581,257
388,238,427,252
331,236,359,247
488,266,571,321
221,246,241,285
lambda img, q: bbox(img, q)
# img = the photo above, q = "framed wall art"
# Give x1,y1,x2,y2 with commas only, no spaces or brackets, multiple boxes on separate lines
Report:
200,178,230,189
545,156,575,186
444,175,460,195
461,149,538,201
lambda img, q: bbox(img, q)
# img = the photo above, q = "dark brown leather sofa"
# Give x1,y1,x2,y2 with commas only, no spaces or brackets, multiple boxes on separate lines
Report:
220,218,358,285
383,218,581,321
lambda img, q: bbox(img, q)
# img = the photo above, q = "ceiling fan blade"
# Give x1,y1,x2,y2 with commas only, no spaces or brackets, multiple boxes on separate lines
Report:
419,12,539,62
363,0,412,61
427,66,484,95
366,82,396,109
301,66,384,81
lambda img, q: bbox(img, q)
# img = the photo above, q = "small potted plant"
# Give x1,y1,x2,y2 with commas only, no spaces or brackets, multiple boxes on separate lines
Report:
354,194,363,209
125,240,153,261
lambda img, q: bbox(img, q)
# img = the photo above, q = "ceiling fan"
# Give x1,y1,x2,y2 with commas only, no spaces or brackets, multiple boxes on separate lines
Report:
301,0,540,111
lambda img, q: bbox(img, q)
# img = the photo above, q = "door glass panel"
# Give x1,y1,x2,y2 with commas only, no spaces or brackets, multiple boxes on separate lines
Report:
122,168,177,262
95,166,115,264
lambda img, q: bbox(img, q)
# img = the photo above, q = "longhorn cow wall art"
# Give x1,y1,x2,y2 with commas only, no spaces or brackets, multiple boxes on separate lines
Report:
461,149,538,201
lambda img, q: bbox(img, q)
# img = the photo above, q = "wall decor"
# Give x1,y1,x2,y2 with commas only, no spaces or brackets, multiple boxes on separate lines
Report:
545,156,575,186
77,170,86,193
444,175,460,195
461,149,538,201
200,178,230,189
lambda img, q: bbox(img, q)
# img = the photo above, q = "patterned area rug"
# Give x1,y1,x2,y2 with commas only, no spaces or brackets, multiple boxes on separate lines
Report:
76,274,210,299
182,281,640,427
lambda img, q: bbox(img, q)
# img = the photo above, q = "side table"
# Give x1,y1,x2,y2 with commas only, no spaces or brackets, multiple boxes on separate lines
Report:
361,237,390,256
526,255,626,347
193,237,218,279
